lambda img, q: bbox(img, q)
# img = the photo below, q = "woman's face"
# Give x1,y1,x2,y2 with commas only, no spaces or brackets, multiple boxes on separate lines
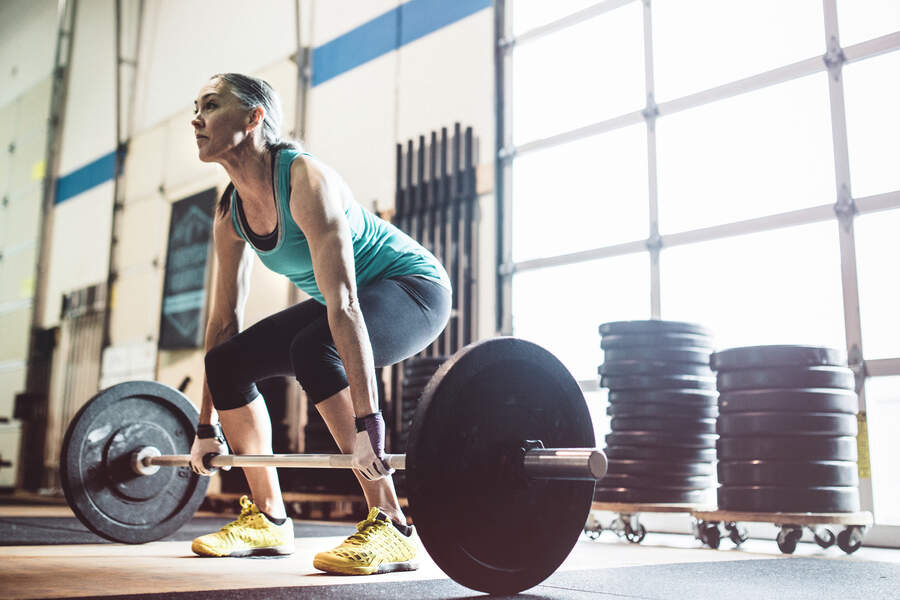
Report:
191,78,254,162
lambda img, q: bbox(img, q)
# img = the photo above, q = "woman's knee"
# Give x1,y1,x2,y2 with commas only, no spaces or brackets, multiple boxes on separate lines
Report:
289,334,348,403
205,340,258,410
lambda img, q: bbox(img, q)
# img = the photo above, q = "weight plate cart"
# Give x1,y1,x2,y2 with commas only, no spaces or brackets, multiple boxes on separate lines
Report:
691,509,873,554
585,502,713,544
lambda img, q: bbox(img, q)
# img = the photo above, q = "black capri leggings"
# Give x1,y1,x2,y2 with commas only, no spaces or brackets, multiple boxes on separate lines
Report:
205,276,451,410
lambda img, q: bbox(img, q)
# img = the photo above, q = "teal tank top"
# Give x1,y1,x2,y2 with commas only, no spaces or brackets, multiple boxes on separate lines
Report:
231,148,450,305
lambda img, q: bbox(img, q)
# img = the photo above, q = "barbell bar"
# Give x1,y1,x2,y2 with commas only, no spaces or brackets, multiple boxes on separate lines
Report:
61,337,606,595
133,447,607,479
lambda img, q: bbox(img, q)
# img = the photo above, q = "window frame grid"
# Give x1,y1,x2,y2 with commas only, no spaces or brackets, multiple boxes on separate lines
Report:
498,0,900,540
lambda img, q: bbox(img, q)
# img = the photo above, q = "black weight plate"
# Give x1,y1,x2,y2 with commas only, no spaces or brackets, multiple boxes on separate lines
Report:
603,347,712,365
611,416,717,434
601,332,714,350
606,431,718,449
607,402,718,419
605,444,718,462
716,366,855,392
60,381,208,544
711,345,847,371
593,487,711,504
407,337,595,595
718,388,858,414
608,389,718,406
717,412,858,437
717,485,860,513
716,436,858,461
601,374,716,391
718,460,859,487
607,459,715,476
599,320,713,337
598,360,713,377
601,472,715,490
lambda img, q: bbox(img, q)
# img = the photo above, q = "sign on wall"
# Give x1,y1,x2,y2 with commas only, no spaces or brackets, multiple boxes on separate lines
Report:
158,188,217,349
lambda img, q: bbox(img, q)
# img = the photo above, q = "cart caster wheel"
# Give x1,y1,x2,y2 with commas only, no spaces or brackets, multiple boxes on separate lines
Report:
837,527,863,554
776,527,802,554
726,522,748,546
584,525,602,541
625,523,647,544
699,523,721,549
814,528,836,549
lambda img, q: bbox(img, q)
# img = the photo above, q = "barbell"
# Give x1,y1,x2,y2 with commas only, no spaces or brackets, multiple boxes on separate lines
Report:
61,337,608,595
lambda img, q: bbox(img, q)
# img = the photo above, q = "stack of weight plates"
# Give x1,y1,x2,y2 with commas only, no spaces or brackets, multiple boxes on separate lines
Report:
595,320,718,504
712,345,860,513
394,356,447,495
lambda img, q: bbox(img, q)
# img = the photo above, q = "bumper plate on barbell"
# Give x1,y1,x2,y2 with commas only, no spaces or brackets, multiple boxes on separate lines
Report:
406,337,595,595
60,381,208,544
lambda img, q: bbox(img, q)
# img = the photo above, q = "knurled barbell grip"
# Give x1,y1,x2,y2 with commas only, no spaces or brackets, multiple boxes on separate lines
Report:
142,448,607,480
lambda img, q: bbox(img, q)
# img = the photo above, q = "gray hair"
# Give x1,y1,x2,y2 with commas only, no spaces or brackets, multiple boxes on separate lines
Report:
213,72,302,152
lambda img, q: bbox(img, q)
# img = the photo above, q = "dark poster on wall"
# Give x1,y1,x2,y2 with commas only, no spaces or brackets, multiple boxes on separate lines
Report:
158,188,217,349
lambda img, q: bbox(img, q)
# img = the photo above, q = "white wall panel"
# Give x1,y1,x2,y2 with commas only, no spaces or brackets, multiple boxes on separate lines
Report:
0,0,56,107
133,0,297,133
9,127,46,198
43,182,113,327
123,126,167,202
306,53,397,212
0,246,37,305
0,307,31,362
395,10,494,159
0,104,13,182
1,188,41,252
14,77,52,139
117,197,168,270
311,0,399,46
111,265,164,344
57,0,116,175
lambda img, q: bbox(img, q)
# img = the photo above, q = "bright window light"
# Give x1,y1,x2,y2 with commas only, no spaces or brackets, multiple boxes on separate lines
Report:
511,0,604,36
843,50,900,199
512,253,650,380
653,0,824,102
659,221,846,352
512,1,645,145
855,208,900,360
511,124,648,262
837,0,900,47
656,73,835,234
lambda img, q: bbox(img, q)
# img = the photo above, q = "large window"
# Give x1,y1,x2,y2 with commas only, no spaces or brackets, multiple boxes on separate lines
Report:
499,0,900,538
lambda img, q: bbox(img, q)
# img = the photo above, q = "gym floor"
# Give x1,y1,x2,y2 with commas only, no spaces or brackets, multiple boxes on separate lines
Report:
1,501,899,599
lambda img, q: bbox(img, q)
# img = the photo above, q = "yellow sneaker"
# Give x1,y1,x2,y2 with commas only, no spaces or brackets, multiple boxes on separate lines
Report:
191,495,295,557
313,507,418,575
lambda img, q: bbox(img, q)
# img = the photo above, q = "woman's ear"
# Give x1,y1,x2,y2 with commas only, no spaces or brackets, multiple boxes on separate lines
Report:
246,106,265,131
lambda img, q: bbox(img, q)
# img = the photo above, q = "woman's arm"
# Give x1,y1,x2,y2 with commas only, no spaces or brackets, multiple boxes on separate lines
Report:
201,209,254,424
288,157,379,419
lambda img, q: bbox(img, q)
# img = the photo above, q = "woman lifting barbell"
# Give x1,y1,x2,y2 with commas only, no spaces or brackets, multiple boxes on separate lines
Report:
188,72,450,573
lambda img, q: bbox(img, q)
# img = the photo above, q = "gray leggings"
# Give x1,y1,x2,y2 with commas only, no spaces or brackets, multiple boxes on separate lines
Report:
204,276,450,409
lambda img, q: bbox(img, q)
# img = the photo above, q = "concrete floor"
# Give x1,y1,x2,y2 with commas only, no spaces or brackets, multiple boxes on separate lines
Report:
1,503,898,600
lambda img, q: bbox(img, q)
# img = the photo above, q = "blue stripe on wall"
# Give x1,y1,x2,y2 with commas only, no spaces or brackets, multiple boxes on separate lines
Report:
312,0,491,86
56,0,491,203
55,150,118,204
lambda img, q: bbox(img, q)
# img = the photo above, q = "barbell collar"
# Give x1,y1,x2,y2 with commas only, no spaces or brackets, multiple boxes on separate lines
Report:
139,447,607,480
521,448,608,480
